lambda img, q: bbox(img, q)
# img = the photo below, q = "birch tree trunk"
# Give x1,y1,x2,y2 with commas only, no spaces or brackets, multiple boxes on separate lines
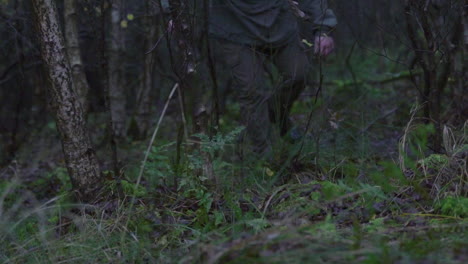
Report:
109,0,126,138
32,0,102,201
64,0,90,115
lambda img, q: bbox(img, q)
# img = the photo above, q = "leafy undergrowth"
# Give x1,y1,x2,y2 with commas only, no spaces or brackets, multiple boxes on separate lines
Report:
0,176,466,263
1,50,467,263
1,123,466,263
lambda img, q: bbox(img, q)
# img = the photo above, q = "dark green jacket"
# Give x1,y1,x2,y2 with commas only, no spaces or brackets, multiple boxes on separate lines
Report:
209,0,337,47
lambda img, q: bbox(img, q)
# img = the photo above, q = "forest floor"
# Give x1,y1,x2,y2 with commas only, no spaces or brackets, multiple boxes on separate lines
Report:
1,51,467,263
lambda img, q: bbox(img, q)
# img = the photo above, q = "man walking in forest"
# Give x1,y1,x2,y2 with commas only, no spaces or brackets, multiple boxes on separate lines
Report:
209,0,337,157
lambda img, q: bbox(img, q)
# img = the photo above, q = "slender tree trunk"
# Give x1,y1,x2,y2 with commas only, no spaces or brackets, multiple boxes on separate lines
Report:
64,0,90,115
32,0,102,201
135,4,157,138
109,0,126,138
168,0,216,184
101,0,121,182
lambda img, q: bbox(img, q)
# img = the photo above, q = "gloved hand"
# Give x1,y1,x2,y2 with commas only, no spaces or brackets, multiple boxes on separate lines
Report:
314,34,335,57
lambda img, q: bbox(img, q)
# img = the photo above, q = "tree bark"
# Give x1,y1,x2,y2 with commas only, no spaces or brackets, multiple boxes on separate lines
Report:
109,0,126,138
64,0,90,115
168,0,216,184
32,0,102,201
135,3,157,138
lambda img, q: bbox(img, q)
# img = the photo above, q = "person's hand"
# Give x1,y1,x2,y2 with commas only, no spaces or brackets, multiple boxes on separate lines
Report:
314,35,335,57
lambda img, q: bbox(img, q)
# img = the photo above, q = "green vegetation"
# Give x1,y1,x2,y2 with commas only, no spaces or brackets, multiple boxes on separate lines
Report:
1,52,466,262
1,0,465,262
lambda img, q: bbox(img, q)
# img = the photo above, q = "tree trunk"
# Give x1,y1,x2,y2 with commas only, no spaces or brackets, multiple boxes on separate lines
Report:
135,3,157,138
32,0,102,201
64,0,90,115
168,0,216,185
109,0,126,138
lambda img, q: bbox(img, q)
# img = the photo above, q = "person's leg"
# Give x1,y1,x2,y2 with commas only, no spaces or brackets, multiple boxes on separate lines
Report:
219,40,272,155
271,38,311,136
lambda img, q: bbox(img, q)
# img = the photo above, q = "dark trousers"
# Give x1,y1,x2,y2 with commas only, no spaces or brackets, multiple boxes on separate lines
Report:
219,38,312,155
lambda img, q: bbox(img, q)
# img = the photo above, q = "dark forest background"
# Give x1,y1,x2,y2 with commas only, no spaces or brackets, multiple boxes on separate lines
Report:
0,0,467,263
